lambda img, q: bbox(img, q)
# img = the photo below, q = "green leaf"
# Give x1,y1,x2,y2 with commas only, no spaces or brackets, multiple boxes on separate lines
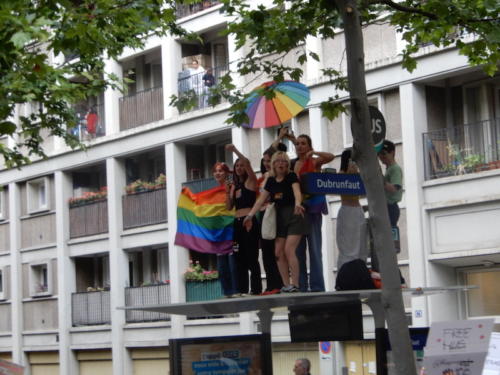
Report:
0,121,17,135
10,32,31,48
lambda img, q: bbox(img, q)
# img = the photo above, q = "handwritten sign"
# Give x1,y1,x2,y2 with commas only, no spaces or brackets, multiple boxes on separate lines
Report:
423,319,494,375
483,332,500,375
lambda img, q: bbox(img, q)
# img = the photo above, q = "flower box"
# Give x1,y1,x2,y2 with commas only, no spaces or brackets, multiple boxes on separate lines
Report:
185,280,223,302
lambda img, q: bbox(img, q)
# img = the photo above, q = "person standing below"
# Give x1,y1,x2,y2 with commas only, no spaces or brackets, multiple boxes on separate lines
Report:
244,151,306,292
225,144,262,296
377,140,403,250
293,358,312,375
212,162,239,297
291,133,334,292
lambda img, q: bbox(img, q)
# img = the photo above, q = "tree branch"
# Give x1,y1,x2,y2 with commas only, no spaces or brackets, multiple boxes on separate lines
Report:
370,0,437,20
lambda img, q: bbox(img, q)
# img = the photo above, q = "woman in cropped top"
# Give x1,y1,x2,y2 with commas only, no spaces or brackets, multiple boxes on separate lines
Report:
225,144,262,295
336,148,368,271
244,151,307,293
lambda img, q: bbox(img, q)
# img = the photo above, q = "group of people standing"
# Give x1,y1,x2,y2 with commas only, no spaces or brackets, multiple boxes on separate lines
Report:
210,128,403,296
212,128,334,296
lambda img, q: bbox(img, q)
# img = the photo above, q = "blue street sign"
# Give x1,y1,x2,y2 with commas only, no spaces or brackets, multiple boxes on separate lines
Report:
302,173,366,195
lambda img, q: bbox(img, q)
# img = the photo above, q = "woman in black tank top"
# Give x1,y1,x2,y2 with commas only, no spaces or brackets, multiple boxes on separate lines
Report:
226,144,262,295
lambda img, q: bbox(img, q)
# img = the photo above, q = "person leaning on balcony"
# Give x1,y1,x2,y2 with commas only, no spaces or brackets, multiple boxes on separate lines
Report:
289,132,334,292
189,59,205,106
202,67,215,107
212,162,239,298
225,144,262,296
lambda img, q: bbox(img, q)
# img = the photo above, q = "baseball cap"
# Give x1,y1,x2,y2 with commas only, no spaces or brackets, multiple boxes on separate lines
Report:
379,140,395,154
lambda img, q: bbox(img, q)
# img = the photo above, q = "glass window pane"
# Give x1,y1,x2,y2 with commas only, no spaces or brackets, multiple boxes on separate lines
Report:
465,270,500,316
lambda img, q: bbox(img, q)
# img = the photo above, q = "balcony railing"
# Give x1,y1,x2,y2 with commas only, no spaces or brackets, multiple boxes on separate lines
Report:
125,283,171,323
423,118,500,180
119,86,164,131
182,177,218,193
177,64,229,113
69,200,109,238
70,103,106,141
175,0,220,19
72,290,111,326
122,188,167,230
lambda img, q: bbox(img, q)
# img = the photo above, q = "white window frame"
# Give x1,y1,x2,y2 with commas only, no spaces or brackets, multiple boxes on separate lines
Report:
0,267,5,300
27,177,50,214
0,188,5,221
342,93,385,148
29,261,53,297
458,267,500,322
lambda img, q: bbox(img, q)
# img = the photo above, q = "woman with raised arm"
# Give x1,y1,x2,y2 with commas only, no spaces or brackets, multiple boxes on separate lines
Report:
212,162,239,297
225,144,262,295
244,151,307,293
291,134,334,292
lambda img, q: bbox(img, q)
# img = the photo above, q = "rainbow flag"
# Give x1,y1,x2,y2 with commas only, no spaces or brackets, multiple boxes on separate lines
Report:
175,185,235,254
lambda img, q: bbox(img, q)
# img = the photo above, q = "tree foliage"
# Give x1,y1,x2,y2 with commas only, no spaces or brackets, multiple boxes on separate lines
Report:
209,0,499,124
0,0,188,167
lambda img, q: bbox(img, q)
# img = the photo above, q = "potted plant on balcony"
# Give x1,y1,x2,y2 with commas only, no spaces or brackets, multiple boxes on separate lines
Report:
69,187,107,207
184,260,222,302
125,174,166,194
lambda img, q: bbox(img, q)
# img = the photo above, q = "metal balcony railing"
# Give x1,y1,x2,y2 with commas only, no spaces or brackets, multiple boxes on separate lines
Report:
423,118,500,180
69,199,109,238
175,0,220,19
177,64,229,113
72,290,111,326
125,283,171,323
122,188,167,230
182,177,218,193
119,86,164,130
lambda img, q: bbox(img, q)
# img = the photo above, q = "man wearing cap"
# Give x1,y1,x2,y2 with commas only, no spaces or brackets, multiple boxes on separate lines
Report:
378,140,403,228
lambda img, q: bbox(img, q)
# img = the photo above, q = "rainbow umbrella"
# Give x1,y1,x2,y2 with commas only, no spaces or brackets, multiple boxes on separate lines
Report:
241,80,310,129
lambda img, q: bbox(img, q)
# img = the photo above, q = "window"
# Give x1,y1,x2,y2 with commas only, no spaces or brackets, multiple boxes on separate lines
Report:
0,268,4,300
27,177,50,214
461,268,500,318
342,94,384,147
29,262,53,297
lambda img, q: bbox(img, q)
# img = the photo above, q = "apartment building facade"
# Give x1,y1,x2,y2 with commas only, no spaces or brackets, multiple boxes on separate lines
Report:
0,1,499,374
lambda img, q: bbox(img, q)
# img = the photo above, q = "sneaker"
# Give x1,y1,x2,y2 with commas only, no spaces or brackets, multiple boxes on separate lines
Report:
281,285,299,293
262,288,281,295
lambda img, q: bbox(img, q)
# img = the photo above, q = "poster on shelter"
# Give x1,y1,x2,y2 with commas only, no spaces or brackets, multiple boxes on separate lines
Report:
423,319,494,375
180,341,263,374
0,359,24,375
483,332,500,375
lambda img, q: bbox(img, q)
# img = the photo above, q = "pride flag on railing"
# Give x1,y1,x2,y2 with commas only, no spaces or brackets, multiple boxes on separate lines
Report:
175,185,235,254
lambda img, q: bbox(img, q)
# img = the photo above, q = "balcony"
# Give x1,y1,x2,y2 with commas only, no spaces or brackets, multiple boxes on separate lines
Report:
70,103,106,141
69,199,108,238
122,188,167,230
125,283,171,323
182,177,218,193
72,290,111,326
423,118,500,180
177,64,229,113
175,0,220,19
119,86,164,131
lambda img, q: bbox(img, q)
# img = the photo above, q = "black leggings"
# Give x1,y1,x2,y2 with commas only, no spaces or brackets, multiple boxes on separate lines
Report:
233,216,262,294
